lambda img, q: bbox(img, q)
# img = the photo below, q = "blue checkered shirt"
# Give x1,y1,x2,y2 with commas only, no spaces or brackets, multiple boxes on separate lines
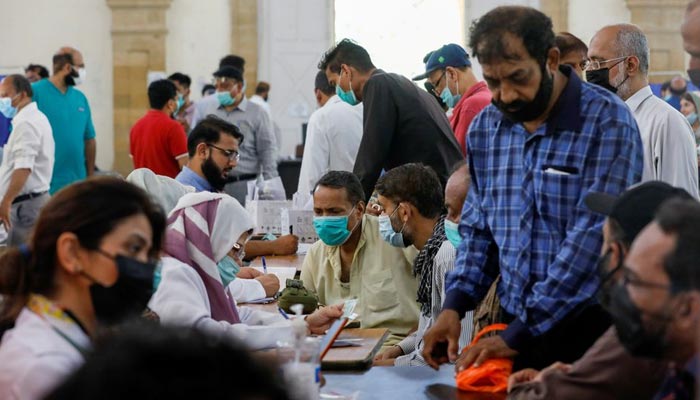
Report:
443,67,643,349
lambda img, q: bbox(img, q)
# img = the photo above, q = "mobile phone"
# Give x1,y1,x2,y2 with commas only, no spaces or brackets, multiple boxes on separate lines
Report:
431,341,449,360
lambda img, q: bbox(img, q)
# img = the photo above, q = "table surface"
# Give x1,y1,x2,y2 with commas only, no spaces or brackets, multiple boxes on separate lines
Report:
323,366,507,400
249,254,305,272
322,328,388,371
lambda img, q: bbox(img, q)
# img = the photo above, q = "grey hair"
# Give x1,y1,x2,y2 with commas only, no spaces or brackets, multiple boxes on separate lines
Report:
615,24,649,74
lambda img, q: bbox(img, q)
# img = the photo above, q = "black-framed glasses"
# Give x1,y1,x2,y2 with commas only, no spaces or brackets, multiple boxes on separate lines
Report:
207,143,240,161
427,71,446,95
619,266,671,291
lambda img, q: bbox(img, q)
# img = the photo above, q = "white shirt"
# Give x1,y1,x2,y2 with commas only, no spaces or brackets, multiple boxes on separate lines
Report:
297,95,363,194
0,308,89,400
228,278,266,303
148,257,293,350
0,102,55,197
625,86,699,197
249,94,272,120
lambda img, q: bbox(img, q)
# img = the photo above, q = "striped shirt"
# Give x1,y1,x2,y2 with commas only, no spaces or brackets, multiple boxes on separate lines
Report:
395,241,473,366
444,66,644,350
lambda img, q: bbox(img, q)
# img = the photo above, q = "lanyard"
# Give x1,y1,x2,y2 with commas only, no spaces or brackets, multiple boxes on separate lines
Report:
26,294,90,358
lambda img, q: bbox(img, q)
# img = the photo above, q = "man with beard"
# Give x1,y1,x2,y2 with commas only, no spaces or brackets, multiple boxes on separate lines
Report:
587,24,699,198
422,5,643,372
683,1,700,93
32,47,96,194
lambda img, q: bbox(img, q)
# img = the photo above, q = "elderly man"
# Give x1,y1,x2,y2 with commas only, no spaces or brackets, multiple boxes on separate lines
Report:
422,6,643,372
0,75,54,245
587,24,699,197
32,46,96,194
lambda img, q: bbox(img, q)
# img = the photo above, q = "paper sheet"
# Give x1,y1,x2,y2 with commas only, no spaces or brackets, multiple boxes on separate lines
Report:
297,243,312,255
251,266,297,288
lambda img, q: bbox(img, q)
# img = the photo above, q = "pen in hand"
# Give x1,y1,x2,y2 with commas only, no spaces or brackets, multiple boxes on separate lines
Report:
262,256,267,274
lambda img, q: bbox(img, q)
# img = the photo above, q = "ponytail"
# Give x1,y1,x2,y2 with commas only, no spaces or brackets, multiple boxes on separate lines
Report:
0,247,33,333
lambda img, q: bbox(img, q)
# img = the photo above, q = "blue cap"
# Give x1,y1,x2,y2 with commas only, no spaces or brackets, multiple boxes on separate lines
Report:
412,44,471,81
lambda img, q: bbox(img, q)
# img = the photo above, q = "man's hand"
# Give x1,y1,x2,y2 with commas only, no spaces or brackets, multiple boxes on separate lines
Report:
507,368,540,392
373,345,403,366
365,202,382,217
306,303,344,335
236,267,263,279
422,309,462,370
0,199,11,230
455,335,518,372
254,274,280,297
272,235,298,256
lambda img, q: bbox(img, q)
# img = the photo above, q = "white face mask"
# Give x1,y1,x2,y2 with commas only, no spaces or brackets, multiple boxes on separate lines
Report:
73,67,87,86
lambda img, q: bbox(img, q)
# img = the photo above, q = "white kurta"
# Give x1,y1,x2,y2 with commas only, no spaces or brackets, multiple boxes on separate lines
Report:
0,308,89,400
149,257,293,350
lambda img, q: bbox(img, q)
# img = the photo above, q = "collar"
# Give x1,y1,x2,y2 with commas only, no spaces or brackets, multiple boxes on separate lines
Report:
181,166,213,192
463,81,488,99
324,94,342,108
218,96,248,112
544,64,583,136
625,85,653,113
12,102,38,125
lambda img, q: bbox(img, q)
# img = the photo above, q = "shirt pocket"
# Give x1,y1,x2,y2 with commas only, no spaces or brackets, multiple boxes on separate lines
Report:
533,169,582,234
363,269,400,313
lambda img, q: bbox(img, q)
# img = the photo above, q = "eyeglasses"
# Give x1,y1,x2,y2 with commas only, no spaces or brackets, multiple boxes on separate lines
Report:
619,266,671,291
582,56,628,72
231,242,245,260
207,143,240,161
427,71,446,96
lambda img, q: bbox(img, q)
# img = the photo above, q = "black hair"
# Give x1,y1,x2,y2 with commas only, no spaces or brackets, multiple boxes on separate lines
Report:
52,53,74,73
318,38,375,74
25,64,49,79
375,163,444,219
6,74,33,98
219,54,246,72
555,32,588,59
255,81,270,94
314,171,365,206
201,84,216,97
0,178,166,332
661,81,671,91
655,199,700,292
214,66,244,83
148,79,177,110
314,70,334,96
187,115,244,157
46,323,290,400
468,6,555,66
168,72,191,88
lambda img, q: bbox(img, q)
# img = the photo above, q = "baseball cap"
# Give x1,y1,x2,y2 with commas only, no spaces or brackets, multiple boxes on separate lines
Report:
584,181,694,242
412,44,471,81
213,66,243,81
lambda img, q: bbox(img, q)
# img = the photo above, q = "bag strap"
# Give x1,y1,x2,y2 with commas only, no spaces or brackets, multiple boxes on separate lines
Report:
470,323,508,345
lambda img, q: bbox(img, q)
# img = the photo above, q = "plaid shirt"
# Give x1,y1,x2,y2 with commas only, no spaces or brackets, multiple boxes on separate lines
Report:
443,66,643,350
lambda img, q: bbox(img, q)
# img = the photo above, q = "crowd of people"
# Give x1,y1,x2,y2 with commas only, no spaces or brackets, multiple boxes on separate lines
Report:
0,1,699,399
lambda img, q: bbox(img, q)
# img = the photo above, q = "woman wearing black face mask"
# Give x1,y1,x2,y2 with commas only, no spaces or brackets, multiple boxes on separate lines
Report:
0,177,165,400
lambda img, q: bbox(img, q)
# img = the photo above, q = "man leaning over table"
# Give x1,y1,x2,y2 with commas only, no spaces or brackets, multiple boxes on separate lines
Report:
300,171,419,347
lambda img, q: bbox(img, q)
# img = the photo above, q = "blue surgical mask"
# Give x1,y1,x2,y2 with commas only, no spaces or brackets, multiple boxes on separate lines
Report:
440,75,461,108
336,71,359,106
152,260,163,291
687,112,698,126
444,219,462,248
216,91,235,107
378,205,406,247
313,207,358,246
0,97,18,119
217,255,241,287
174,93,185,115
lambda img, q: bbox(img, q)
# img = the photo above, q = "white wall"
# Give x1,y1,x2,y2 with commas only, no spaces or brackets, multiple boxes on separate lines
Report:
0,0,114,170
166,0,231,101
568,0,630,46
258,0,334,158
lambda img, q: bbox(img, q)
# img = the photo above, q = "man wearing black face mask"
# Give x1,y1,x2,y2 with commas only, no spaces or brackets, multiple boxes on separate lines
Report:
666,76,689,111
605,198,700,400
423,6,644,372
508,181,691,400
587,25,699,198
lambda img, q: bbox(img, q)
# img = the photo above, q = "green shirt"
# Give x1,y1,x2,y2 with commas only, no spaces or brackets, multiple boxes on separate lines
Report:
32,79,95,193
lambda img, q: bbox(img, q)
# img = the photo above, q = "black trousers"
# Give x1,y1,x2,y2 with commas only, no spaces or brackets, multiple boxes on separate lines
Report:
501,304,611,371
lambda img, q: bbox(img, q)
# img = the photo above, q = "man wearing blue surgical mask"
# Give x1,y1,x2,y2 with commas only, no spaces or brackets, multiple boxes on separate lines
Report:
199,66,278,206
373,162,473,367
416,44,491,156
300,171,419,348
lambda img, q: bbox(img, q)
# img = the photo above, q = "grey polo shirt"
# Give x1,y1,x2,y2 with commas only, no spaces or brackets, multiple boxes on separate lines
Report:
199,96,278,178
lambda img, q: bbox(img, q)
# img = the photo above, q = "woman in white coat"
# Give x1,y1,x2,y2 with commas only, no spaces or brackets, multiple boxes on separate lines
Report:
0,178,165,400
148,192,342,350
